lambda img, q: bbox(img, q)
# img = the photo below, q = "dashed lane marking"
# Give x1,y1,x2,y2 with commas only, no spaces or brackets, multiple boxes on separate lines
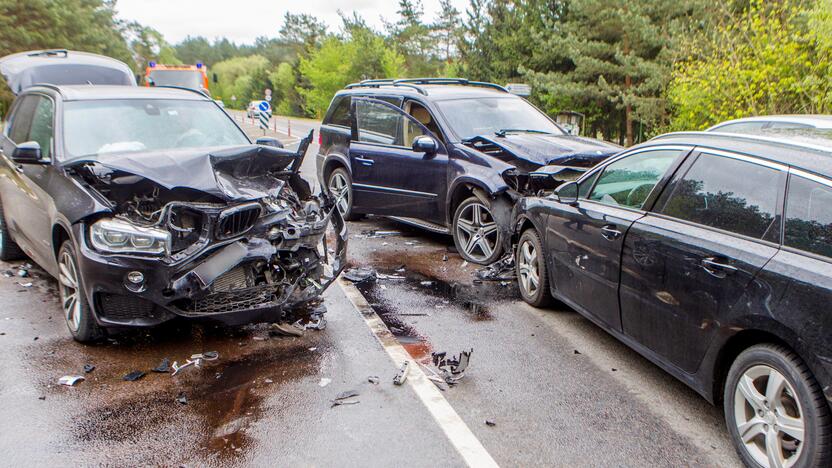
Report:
338,278,500,468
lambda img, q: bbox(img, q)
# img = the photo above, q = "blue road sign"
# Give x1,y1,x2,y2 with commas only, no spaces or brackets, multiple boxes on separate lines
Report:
258,101,270,112
258,100,271,130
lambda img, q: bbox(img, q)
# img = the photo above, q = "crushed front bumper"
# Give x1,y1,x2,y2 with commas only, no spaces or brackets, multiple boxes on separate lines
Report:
72,208,348,328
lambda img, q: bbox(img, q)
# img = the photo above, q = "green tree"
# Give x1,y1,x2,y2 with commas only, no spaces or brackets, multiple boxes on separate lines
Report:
127,22,181,72
385,0,440,76
211,55,270,108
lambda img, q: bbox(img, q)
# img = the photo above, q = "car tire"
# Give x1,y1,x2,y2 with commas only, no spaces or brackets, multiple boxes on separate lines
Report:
724,344,832,468
453,196,503,265
516,229,552,307
57,241,104,343
327,167,360,221
0,198,24,261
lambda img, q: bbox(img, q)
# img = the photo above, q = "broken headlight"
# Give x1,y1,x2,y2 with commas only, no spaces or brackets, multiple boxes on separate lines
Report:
90,218,171,255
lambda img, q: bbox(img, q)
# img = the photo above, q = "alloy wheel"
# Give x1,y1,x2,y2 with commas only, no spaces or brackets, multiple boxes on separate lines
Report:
455,202,499,263
518,238,540,296
328,172,350,216
734,364,805,468
58,250,82,333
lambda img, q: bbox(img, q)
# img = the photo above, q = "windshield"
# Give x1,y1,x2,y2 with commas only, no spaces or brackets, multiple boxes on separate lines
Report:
436,97,564,140
63,99,249,159
148,70,203,89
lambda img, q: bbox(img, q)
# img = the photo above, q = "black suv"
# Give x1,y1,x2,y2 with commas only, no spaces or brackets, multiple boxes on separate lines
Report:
514,131,832,467
316,78,619,264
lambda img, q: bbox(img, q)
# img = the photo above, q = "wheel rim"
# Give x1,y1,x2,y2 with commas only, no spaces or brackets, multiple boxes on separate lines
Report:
329,172,350,216
58,250,82,333
518,238,540,296
733,364,805,468
455,202,499,262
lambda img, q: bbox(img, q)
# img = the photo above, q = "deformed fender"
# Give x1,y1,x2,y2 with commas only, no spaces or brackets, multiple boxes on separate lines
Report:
52,168,113,225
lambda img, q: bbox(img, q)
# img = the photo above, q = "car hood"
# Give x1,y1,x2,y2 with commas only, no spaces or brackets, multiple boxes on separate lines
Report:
63,143,306,202
466,133,620,168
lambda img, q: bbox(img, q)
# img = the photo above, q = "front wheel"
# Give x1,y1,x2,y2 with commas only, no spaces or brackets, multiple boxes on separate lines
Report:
724,344,832,468
516,229,552,307
327,167,359,221
452,196,503,265
57,241,104,343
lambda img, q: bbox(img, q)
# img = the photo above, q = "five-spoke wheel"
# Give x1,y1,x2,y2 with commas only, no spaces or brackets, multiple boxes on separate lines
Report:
57,241,103,342
453,197,502,264
516,228,551,307
327,167,358,221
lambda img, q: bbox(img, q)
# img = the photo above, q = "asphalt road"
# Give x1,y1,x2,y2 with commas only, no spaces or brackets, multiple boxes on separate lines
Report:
0,121,742,466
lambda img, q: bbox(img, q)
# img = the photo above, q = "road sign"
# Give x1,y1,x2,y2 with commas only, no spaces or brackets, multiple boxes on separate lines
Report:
258,100,271,131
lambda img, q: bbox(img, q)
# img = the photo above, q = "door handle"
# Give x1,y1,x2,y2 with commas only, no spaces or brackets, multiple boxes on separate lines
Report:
701,257,737,278
600,224,622,241
354,156,374,166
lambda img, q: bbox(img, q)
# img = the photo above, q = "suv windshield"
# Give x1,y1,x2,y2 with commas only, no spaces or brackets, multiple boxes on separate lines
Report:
148,70,203,89
63,99,249,159
436,97,564,140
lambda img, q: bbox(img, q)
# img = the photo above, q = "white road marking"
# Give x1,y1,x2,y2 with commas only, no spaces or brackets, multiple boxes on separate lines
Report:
338,279,500,468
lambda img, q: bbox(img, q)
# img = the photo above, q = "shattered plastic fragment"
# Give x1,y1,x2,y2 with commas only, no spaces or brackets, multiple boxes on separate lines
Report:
318,378,332,387
18,282,32,288
176,392,188,405
83,364,95,373
432,349,473,384
331,389,360,407
58,375,84,386
152,358,171,373
368,376,380,385
343,267,377,283
123,371,145,381
264,378,274,384
393,361,410,386
475,253,516,281
486,420,496,427
270,322,304,337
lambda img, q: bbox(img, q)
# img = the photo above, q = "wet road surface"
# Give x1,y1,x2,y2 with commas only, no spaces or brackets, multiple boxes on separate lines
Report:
0,127,742,466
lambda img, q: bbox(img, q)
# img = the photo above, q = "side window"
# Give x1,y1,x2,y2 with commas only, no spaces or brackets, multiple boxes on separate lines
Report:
355,100,400,145
588,150,680,209
578,171,599,198
784,175,832,258
27,96,54,159
7,95,38,144
656,153,784,239
325,96,351,127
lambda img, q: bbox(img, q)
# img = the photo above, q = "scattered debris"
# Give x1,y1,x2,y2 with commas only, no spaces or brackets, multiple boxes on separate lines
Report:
432,349,473,385
58,375,84,386
573,350,581,355
331,389,360,407
377,273,405,280
475,253,516,281
33,336,38,341
83,364,95,373
252,336,268,341
393,361,410,386
318,378,332,387
343,267,377,283
394,265,406,273
17,269,28,278
2,270,13,278
123,371,146,381
485,420,497,427
461,261,468,268
171,351,219,376
264,378,274,384
611,368,618,372
152,358,171,373
404,241,418,246
420,281,434,287
442,254,449,262
270,321,304,337
176,392,188,405
368,376,380,384
309,347,317,351
362,229,401,238
38,396,45,400
18,282,32,288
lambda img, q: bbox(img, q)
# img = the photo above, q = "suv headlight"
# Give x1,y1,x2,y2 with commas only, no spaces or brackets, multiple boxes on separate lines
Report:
90,219,171,255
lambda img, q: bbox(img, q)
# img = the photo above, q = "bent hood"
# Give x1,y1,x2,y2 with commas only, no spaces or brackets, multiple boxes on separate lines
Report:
64,144,305,201
468,133,620,168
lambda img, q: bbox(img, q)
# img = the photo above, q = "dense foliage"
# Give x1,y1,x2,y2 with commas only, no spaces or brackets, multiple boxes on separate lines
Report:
2,0,831,143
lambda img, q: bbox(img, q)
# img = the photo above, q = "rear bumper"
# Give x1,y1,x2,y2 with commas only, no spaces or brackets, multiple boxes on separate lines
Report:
72,207,347,328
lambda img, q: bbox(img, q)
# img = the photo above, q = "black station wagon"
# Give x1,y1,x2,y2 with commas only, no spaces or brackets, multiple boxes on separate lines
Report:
513,131,832,467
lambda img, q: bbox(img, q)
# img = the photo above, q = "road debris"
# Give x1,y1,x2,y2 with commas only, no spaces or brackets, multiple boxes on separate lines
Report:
331,389,360,407
18,282,32,288
394,265,406,273
58,375,84,386
393,361,410,386
152,358,171,373
318,378,332,387
362,229,402,238
573,350,581,355
377,273,405,280
486,420,497,427
368,376,380,384
123,371,146,381
432,349,473,385
343,267,377,283
270,322,305,337
171,351,219,376
475,253,516,281
16,269,28,278
83,364,95,373
176,392,188,405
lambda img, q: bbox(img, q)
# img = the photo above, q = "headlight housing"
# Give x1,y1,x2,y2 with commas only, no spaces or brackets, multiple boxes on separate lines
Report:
90,218,170,255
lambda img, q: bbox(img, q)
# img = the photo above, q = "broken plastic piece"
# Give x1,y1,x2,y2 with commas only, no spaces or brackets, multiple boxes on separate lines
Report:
318,378,332,387
152,358,171,373
270,322,304,337
432,349,473,384
58,375,84,386
485,420,496,427
393,361,410,386
368,376,380,384
475,253,516,281
123,370,145,381
176,392,188,405
83,364,95,373
305,317,327,331
343,267,377,283
331,389,360,407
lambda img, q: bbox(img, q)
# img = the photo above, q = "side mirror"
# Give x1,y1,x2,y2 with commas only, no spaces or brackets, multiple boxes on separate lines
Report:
554,181,578,205
412,135,438,154
12,141,43,164
256,137,284,149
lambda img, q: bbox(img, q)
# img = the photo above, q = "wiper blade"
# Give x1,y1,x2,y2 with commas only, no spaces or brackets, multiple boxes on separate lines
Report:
495,129,552,137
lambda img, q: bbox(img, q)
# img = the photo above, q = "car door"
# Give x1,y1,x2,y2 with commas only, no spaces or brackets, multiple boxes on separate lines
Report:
349,97,448,223
546,148,688,331
619,150,786,373
0,94,56,267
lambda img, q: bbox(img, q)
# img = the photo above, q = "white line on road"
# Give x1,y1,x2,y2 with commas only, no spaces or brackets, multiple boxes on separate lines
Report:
338,279,500,468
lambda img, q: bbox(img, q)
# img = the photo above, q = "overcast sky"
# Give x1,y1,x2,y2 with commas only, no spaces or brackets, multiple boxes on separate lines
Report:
115,0,470,45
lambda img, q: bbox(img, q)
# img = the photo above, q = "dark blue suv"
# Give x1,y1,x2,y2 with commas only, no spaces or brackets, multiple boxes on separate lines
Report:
315,78,619,264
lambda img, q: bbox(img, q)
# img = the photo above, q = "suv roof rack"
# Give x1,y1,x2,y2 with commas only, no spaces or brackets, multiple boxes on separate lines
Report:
27,49,68,58
345,77,509,96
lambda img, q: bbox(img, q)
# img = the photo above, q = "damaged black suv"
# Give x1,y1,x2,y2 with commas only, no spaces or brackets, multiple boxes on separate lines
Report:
0,84,346,342
316,78,619,264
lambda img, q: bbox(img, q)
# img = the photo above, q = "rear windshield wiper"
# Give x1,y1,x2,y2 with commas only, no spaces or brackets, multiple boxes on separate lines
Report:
495,129,552,137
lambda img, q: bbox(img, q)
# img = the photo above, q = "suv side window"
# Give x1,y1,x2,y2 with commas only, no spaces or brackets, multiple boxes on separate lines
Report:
588,150,680,209
656,152,784,240
784,174,832,258
8,95,38,144
27,96,54,159
354,99,425,147
326,96,351,127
